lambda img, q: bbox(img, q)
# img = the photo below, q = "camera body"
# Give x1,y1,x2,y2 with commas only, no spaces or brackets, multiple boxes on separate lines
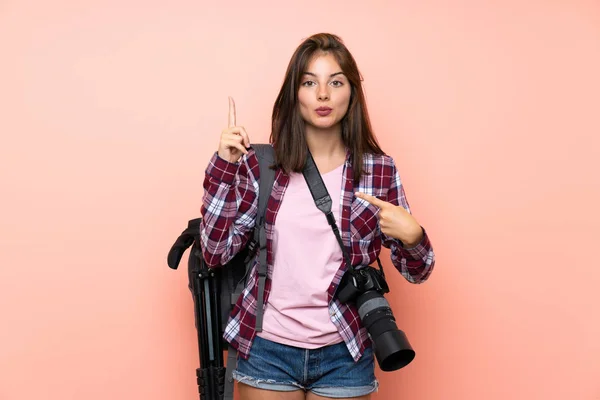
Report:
336,266,415,371
337,266,389,303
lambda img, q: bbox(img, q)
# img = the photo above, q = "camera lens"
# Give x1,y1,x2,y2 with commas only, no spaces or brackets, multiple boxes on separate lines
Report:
356,290,415,371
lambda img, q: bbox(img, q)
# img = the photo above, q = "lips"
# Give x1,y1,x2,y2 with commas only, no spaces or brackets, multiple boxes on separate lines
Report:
315,107,332,116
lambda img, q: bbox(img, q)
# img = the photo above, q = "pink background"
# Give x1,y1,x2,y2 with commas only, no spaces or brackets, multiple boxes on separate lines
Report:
1,1,599,399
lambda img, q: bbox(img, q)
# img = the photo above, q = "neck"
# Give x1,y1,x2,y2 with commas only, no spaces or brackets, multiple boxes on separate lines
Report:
305,123,345,159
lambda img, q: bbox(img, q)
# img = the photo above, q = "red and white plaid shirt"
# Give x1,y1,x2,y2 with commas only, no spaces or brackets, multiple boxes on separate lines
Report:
200,146,435,361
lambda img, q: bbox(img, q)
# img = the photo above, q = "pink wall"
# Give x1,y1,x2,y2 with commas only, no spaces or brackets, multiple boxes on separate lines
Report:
1,1,599,399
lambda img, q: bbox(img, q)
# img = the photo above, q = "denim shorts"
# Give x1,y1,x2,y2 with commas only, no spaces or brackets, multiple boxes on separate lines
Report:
233,335,378,398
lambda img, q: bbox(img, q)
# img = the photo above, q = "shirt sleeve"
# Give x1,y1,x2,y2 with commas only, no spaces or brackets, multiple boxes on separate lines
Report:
381,158,436,283
199,149,260,267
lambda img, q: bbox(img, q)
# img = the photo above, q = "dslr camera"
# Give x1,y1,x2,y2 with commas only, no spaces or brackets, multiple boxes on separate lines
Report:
337,265,415,371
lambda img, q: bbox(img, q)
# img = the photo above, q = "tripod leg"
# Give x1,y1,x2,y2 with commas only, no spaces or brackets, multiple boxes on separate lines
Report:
202,277,219,400
203,279,216,362
192,260,227,399
192,270,211,399
208,268,226,398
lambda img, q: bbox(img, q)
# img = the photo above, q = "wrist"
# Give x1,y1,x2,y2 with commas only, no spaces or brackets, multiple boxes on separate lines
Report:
217,151,241,164
402,227,424,248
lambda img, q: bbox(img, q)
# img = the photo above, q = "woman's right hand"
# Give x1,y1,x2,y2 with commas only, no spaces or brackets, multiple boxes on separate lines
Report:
218,96,251,163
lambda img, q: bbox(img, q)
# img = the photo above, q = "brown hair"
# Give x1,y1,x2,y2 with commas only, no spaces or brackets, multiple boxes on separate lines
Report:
269,33,385,183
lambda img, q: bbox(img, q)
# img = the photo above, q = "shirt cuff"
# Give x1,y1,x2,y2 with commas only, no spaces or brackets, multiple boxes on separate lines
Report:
400,227,432,260
206,152,240,186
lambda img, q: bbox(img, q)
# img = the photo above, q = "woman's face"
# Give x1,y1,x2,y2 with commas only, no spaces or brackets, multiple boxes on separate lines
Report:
298,52,351,131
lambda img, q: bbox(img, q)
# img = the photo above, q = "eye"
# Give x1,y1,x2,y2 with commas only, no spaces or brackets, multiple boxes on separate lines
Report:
302,81,316,87
331,80,344,87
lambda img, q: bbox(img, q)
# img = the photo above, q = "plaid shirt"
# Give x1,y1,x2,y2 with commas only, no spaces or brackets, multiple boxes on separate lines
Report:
200,146,435,361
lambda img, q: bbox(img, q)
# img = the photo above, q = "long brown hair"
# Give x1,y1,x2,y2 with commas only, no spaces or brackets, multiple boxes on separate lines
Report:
269,33,385,183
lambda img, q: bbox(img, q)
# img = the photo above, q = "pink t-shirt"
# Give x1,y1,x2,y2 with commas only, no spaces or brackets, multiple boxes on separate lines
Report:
257,163,345,348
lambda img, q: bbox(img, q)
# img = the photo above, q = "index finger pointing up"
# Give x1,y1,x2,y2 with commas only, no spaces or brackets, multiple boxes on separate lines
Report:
228,96,236,128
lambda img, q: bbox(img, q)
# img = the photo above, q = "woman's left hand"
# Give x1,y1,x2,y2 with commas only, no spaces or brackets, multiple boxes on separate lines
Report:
355,192,423,247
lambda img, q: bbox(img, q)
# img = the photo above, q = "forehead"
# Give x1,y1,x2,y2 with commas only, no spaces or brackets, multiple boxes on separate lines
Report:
305,52,342,73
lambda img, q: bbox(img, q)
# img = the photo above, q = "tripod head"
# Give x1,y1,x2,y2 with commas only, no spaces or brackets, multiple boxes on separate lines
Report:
167,218,202,270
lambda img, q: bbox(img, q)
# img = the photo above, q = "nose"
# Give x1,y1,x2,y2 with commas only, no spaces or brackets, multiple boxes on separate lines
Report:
317,85,330,101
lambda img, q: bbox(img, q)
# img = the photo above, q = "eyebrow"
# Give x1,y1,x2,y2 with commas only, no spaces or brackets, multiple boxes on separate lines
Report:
302,72,345,78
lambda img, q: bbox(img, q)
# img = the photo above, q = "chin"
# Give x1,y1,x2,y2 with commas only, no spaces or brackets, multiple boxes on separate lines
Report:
311,119,338,130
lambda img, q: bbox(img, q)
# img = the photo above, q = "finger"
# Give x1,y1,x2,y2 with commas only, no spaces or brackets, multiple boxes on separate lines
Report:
355,192,387,208
228,96,236,128
223,139,248,155
222,132,245,146
223,127,250,148
238,126,250,148
223,130,245,142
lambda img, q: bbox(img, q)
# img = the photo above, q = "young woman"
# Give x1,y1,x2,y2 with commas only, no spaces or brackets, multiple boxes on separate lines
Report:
200,33,435,400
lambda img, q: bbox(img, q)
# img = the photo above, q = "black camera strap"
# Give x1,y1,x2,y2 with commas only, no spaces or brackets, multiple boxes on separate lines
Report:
302,149,354,271
302,149,385,275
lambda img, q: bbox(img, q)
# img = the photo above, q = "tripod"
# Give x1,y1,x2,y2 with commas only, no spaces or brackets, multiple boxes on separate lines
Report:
168,218,226,400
